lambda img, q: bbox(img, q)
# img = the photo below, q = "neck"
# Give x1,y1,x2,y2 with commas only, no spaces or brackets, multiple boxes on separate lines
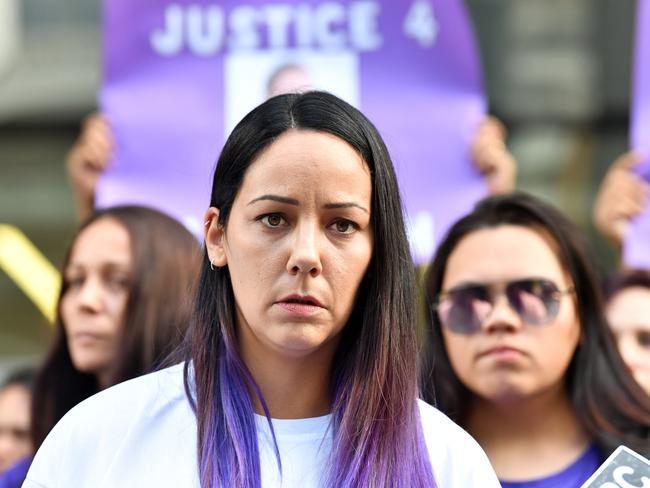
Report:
465,384,591,480
240,343,336,419
96,371,112,390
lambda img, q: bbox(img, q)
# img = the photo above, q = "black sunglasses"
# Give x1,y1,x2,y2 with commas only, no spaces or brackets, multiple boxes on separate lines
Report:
432,278,573,334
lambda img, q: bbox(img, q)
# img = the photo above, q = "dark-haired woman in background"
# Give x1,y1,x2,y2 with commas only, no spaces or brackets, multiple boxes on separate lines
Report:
24,92,500,487
605,270,650,398
5,206,200,487
422,193,650,488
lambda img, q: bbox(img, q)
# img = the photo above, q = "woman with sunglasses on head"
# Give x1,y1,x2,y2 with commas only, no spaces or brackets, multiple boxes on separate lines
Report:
422,192,650,488
24,91,500,487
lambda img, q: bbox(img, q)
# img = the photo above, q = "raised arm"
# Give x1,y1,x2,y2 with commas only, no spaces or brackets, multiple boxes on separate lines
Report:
592,151,649,250
471,116,517,195
65,113,114,221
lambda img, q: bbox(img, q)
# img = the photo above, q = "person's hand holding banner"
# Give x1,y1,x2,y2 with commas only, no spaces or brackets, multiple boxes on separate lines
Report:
471,116,517,195
66,113,114,221
593,151,650,248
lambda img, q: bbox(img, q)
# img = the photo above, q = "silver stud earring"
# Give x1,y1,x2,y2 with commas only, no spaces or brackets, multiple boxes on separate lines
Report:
210,259,215,271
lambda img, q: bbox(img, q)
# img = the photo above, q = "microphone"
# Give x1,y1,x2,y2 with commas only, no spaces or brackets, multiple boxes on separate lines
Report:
580,445,650,488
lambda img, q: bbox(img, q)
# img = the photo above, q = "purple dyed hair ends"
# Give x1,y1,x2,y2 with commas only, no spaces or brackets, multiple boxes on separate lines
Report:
184,92,436,487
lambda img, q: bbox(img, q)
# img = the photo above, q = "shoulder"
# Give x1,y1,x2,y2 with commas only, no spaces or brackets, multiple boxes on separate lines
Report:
26,363,198,488
417,400,501,487
89,361,188,409
417,399,478,447
55,362,189,432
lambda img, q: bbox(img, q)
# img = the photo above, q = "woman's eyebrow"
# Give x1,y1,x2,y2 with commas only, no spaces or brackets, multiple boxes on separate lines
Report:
324,202,369,214
248,194,299,206
66,261,130,272
248,195,369,214
102,263,132,272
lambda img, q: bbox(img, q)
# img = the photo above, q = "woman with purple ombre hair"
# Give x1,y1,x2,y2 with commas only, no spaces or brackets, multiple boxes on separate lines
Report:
23,91,500,488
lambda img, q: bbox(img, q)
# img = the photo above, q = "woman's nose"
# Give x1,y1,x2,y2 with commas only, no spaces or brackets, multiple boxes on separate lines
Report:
76,277,103,312
286,223,322,277
481,293,523,333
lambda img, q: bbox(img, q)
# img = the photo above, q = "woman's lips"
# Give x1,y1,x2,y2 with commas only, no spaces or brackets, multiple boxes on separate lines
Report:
275,294,325,316
276,301,324,315
71,331,105,344
478,346,525,362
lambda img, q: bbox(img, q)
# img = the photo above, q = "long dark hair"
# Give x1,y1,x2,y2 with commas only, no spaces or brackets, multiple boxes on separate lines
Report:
184,91,435,487
421,193,650,456
31,205,200,450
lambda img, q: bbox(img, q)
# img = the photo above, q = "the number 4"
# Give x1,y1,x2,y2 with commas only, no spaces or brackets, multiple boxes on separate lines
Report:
403,0,439,48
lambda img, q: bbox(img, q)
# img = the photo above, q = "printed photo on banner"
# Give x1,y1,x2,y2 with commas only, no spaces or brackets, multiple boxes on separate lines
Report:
224,50,360,137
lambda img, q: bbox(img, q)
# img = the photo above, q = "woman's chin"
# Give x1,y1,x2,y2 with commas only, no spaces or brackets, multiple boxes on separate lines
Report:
265,328,341,360
69,355,104,378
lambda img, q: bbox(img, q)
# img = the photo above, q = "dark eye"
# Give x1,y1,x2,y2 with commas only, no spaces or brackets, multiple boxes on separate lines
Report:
331,219,357,235
260,214,286,227
106,275,131,290
636,330,650,348
66,276,84,289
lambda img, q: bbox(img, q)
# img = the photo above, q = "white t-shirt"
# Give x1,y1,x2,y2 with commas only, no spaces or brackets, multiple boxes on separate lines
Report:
23,363,499,487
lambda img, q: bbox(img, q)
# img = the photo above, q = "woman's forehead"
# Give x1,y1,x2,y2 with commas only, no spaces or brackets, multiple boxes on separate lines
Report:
444,225,568,285
237,130,371,202
69,218,132,265
249,129,366,169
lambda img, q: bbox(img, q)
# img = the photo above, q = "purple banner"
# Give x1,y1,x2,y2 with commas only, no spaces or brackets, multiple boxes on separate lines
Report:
626,0,650,268
98,0,486,263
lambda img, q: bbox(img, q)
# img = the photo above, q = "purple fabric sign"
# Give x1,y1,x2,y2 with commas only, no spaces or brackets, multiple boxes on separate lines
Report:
98,0,486,262
626,0,650,268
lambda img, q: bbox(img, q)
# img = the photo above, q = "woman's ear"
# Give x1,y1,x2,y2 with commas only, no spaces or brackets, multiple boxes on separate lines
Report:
204,207,227,267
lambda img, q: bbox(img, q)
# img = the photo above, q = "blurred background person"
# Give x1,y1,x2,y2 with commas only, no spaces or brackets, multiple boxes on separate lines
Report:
592,154,650,398
604,269,650,398
422,193,650,487
0,369,35,480
2,206,201,486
